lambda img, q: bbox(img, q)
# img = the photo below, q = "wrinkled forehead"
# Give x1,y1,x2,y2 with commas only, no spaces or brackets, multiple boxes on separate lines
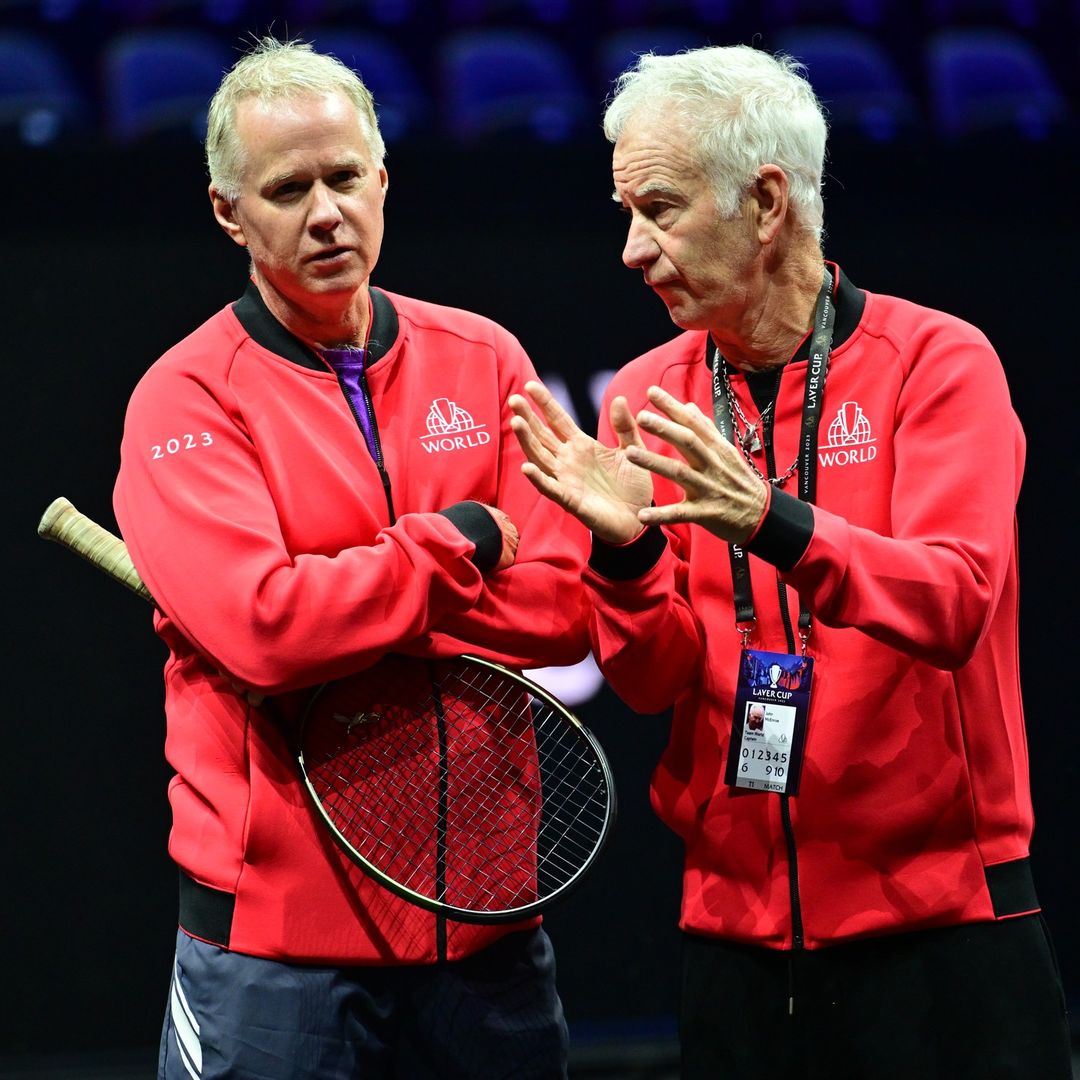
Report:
611,110,704,201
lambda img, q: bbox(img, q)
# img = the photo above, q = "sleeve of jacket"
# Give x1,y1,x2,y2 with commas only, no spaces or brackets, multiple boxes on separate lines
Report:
113,348,489,695
581,370,706,715
749,316,1024,671
409,332,592,670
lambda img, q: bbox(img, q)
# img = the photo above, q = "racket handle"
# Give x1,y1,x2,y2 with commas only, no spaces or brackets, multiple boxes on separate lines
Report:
38,496,153,604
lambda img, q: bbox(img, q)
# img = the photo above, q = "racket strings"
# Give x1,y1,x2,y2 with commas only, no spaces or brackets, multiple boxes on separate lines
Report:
440,669,608,891
302,659,611,917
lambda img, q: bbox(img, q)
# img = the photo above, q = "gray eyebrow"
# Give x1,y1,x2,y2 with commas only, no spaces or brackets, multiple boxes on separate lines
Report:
612,180,682,203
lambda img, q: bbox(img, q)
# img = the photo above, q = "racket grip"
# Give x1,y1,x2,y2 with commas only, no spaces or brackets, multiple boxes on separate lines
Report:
38,496,153,603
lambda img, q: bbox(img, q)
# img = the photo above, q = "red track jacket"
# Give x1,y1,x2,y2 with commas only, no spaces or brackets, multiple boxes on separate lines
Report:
114,283,589,964
586,266,1038,950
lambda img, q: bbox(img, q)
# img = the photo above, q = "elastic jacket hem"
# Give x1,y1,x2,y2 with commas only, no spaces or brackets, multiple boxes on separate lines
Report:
178,870,235,949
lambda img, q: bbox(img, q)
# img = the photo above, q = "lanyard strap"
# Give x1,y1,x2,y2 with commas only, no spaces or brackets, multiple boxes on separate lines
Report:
711,267,836,645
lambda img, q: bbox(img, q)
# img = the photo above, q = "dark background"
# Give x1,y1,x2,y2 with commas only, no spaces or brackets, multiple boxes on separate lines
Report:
3,0,1079,1072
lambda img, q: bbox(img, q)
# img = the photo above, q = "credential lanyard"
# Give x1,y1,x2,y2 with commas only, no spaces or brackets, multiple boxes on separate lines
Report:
711,267,836,647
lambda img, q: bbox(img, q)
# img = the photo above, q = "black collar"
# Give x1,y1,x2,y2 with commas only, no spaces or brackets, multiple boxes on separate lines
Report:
231,281,399,371
812,263,862,358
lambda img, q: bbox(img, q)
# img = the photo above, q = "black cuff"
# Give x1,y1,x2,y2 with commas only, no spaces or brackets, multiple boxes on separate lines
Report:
439,501,502,574
985,857,1039,918
746,488,814,572
588,526,668,581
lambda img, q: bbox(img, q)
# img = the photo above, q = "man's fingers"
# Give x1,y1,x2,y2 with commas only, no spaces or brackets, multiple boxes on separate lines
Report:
522,380,582,441
509,413,560,474
625,443,700,487
609,395,645,452
638,500,699,528
508,393,552,444
635,410,712,471
481,504,519,571
509,393,569,459
520,461,577,511
645,386,719,443
646,384,696,416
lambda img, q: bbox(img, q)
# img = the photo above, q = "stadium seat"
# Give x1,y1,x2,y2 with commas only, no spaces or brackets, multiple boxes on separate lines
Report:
437,29,591,143
773,27,918,141
306,29,430,143
922,0,1045,30
605,0,736,24
98,0,250,24
0,31,88,145
925,27,1068,140
281,0,419,27
4,0,86,22
596,27,713,98
762,0,898,27
443,0,578,25
102,29,233,144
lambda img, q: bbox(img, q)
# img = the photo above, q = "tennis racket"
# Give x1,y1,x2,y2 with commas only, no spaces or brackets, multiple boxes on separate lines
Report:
38,496,617,923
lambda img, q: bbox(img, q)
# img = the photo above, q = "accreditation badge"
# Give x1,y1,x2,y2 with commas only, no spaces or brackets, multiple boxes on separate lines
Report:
724,649,814,795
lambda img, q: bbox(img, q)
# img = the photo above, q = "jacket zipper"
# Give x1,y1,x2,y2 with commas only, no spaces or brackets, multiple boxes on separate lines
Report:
334,361,396,525
762,403,805,959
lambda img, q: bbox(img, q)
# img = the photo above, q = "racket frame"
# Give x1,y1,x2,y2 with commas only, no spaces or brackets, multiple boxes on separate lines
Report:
298,653,617,924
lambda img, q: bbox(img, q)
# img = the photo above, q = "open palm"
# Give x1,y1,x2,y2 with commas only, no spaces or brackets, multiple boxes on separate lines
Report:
509,382,653,545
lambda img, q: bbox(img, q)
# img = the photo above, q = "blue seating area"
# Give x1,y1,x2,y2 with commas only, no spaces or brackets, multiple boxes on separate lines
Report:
772,26,918,141
1,0,1078,146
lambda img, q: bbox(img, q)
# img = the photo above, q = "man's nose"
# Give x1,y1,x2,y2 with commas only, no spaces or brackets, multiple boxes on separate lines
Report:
622,218,657,269
309,184,344,230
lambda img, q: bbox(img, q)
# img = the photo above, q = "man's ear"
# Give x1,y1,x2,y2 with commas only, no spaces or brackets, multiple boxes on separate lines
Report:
750,164,790,245
209,184,247,247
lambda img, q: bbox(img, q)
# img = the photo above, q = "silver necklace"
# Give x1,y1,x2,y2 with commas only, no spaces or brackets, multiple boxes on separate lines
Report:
716,350,799,487
720,360,773,453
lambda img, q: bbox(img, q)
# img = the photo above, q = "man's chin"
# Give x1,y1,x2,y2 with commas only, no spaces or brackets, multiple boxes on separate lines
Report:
304,270,368,295
661,303,706,331
652,289,703,330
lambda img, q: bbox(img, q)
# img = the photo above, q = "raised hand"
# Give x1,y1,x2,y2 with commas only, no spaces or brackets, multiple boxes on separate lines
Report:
628,386,768,544
508,381,653,545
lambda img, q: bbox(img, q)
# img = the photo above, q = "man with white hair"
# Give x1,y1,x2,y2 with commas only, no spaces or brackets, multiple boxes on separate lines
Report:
114,36,589,1079
511,44,1071,1078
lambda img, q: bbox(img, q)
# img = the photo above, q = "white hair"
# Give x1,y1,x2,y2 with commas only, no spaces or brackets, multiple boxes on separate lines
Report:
206,36,385,202
603,45,827,238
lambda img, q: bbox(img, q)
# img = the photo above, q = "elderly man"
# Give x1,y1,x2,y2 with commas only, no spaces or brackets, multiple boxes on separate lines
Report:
510,44,1071,1078
114,36,588,1080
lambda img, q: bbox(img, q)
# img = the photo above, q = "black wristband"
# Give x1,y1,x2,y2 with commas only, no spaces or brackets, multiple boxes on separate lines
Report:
439,501,503,573
588,525,668,581
746,487,814,571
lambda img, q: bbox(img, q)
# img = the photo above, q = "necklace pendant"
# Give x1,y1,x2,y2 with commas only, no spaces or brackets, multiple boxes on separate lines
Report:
742,426,762,453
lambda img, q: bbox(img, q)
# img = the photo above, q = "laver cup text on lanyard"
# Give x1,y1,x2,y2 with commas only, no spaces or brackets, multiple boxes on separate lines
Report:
712,267,835,796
